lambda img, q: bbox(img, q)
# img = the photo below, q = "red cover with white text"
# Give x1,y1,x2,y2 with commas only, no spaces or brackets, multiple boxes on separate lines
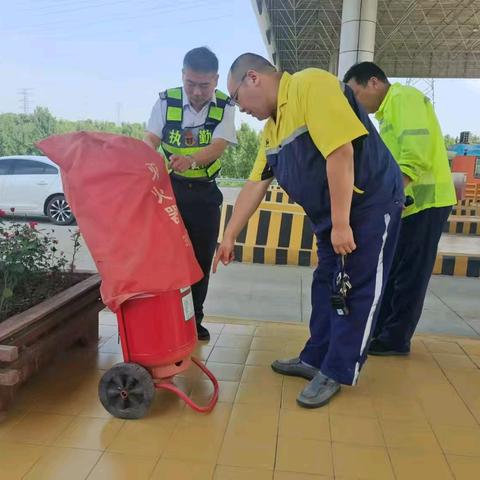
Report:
37,132,203,312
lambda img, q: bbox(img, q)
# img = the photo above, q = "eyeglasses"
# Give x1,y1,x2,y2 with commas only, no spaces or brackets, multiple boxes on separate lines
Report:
231,72,247,105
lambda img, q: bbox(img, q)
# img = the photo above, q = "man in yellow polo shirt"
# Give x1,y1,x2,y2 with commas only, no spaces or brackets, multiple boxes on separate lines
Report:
344,62,456,356
213,53,405,408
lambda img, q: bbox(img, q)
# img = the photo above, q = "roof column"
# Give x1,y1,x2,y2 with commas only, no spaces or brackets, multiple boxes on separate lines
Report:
337,0,378,79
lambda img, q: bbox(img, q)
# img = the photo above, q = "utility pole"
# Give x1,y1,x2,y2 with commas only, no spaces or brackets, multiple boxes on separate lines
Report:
18,88,34,114
405,78,435,107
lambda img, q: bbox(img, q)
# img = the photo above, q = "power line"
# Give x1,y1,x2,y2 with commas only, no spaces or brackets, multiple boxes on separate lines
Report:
17,88,34,114
14,0,91,10
6,0,222,34
24,0,160,18
16,0,111,13
38,11,231,42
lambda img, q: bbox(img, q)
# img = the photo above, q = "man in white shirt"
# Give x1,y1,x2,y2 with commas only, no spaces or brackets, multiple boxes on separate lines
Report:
144,46,236,340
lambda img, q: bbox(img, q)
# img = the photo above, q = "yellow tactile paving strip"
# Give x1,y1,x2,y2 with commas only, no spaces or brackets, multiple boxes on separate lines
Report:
1,315,480,480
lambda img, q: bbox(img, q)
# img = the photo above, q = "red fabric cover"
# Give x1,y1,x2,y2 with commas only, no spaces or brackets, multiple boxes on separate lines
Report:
37,132,203,312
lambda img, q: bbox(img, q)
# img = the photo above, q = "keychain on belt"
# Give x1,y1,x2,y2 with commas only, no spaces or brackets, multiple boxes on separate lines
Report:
331,255,352,316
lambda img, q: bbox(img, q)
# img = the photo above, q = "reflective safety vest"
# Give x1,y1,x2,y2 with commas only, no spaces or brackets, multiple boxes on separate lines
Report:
160,87,230,179
375,83,456,217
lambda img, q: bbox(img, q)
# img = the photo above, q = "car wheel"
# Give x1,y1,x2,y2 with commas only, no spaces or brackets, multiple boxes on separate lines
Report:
46,194,74,225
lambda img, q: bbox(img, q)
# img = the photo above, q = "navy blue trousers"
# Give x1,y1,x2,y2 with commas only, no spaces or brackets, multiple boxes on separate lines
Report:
171,176,222,325
300,201,402,385
374,206,452,351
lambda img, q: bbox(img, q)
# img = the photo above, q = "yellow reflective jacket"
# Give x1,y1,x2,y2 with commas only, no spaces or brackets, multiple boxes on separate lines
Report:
375,83,456,217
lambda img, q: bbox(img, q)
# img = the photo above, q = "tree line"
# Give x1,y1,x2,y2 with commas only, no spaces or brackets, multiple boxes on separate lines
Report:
2,107,473,178
0,107,260,179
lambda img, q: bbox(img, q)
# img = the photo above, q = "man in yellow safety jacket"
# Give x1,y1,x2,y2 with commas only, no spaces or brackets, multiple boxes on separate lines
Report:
344,62,456,355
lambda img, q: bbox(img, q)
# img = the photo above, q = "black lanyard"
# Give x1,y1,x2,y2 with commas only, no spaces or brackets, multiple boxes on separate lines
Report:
331,255,352,316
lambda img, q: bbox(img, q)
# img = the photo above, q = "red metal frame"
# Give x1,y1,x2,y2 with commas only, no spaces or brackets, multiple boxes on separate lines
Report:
155,357,219,413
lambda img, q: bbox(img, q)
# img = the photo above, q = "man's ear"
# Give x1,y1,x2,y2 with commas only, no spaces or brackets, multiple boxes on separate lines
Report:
370,77,382,89
248,70,260,86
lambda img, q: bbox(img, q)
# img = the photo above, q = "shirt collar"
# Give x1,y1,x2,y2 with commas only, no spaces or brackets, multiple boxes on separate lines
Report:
277,72,291,109
269,71,291,126
182,87,216,110
375,83,398,121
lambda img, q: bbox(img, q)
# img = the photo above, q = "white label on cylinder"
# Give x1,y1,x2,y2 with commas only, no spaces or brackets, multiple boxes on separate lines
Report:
182,290,194,321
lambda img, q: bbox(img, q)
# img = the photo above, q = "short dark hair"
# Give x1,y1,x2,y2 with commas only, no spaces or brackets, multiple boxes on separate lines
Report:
229,53,276,82
183,47,218,73
342,62,389,86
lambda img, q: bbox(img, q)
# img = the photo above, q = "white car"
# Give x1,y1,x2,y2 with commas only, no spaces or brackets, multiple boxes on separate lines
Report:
0,155,74,225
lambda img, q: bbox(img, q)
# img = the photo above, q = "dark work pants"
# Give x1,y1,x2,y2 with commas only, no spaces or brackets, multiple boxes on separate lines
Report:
171,175,222,325
374,206,452,351
300,201,403,385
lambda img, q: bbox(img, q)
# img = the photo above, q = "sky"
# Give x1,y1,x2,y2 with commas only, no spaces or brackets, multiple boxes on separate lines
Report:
1,0,479,138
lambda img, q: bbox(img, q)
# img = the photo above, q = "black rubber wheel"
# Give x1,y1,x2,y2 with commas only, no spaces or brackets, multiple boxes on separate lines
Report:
98,363,155,419
46,194,75,225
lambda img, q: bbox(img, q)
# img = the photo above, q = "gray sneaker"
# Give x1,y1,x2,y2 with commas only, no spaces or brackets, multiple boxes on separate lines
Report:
296,372,341,408
271,357,319,380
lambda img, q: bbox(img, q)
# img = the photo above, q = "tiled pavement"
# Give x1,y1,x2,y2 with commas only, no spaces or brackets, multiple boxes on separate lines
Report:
1,312,480,479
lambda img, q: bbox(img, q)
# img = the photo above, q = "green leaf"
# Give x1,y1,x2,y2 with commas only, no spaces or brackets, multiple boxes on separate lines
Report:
2,287,13,299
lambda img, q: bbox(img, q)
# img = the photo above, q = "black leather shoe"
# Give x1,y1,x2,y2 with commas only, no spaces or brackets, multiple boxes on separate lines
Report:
368,338,410,356
197,324,210,341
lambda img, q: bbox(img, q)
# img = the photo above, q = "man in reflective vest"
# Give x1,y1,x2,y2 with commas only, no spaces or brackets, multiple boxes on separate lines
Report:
344,62,456,356
144,47,236,340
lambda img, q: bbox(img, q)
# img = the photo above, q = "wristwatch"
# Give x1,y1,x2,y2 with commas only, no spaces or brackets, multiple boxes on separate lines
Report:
186,155,197,169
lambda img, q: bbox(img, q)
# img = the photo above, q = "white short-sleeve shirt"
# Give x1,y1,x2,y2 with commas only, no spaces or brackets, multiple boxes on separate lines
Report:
147,88,237,144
